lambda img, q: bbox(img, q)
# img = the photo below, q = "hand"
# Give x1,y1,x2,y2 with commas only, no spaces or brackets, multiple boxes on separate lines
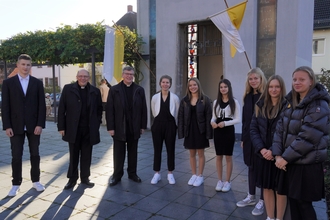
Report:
34,126,42,135
218,122,225,128
140,129,144,134
240,141,243,148
59,130,65,136
108,130,115,136
275,156,288,171
261,149,274,160
211,122,218,129
5,128,14,137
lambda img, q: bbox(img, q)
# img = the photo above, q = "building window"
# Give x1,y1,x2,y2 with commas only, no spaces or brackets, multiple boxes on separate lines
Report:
45,77,59,87
188,24,198,78
313,38,325,55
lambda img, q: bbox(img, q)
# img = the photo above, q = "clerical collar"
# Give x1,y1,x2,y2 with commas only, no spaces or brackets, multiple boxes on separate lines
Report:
81,86,85,89
123,82,132,87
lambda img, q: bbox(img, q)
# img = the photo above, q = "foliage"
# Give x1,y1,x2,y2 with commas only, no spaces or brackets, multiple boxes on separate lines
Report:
318,68,330,92
0,22,145,84
44,86,61,94
117,26,145,84
0,22,105,65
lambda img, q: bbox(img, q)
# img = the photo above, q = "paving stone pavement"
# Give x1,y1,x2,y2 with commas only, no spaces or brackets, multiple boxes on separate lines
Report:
0,118,328,220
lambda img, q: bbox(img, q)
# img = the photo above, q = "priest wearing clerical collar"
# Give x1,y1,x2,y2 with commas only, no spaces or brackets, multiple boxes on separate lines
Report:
57,69,103,190
106,66,148,186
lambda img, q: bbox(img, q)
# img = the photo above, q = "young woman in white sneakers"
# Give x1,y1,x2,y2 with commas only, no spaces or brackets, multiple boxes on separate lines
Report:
250,75,287,220
211,79,240,192
178,78,213,187
150,75,180,185
237,67,267,216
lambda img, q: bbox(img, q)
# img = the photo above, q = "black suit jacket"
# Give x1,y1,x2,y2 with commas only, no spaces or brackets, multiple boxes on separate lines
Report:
2,75,46,134
106,81,147,141
57,82,102,145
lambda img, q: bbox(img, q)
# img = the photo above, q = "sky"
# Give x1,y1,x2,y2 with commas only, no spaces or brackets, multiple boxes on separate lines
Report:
0,0,137,40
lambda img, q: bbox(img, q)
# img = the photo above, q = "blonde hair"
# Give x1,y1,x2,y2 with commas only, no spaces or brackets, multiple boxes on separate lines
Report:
291,66,317,109
255,75,286,118
243,67,267,100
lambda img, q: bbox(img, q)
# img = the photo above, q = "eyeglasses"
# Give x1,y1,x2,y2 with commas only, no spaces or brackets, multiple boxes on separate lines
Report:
77,75,89,78
124,72,135,76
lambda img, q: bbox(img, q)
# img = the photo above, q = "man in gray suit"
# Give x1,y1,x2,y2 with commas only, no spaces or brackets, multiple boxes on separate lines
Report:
2,54,46,197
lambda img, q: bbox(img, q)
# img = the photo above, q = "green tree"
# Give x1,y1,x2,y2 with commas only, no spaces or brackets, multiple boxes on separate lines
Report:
117,26,145,84
0,22,146,84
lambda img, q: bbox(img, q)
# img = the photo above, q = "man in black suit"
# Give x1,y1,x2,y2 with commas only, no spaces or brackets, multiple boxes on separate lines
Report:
58,69,102,190
106,66,147,186
2,54,46,197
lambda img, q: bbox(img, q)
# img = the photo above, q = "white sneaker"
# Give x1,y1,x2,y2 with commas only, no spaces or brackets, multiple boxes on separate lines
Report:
236,193,256,207
193,176,204,187
188,174,197,185
215,180,224,191
167,174,175,184
8,185,20,197
221,181,231,192
252,199,264,216
151,173,161,184
32,182,45,192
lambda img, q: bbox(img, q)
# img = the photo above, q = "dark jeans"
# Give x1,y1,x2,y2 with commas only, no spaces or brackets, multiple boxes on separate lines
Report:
10,132,41,185
67,126,93,181
112,138,139,179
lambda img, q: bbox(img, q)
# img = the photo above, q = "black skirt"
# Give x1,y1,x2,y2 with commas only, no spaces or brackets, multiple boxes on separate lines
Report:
213,118,235,155
184,105,209,149
281,163,324,201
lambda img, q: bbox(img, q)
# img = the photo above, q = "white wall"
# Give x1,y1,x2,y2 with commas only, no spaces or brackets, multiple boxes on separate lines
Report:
312,29,330,74
276,0,314,92
31,64,103,90
137,0,315,133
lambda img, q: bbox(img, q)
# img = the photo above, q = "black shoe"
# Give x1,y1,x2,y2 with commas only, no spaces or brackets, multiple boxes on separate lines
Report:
81,179,95,187
109,178,121,187
64,180,77,190
128,175,142,183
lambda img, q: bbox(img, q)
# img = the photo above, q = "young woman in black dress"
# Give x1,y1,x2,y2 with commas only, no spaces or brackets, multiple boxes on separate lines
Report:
250,75,287,220
236,67,267,216
178,78,212,187
210,79,240,192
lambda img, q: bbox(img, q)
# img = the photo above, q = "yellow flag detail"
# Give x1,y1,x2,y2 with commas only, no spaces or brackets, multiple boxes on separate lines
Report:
113,30,125,82
227,1,247,57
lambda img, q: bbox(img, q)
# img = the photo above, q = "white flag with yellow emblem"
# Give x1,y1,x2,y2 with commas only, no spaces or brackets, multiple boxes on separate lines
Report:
209,1,247,57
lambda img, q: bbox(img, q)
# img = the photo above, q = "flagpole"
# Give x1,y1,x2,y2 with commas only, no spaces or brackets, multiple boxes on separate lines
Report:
112,21,156,79
223,0,251,69
244,51,252,69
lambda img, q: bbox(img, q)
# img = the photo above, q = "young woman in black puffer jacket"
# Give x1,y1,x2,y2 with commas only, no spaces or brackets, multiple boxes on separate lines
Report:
250,75,287,220
272,66,330,220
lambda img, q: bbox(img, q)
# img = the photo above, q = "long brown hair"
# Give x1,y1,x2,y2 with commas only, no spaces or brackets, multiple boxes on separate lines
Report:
255,75,286,118
214,79,236,115
185,78,205,101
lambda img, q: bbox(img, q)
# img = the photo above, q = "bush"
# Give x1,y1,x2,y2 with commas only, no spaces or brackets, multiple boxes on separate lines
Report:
318,68,330,92
44,86,61,94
